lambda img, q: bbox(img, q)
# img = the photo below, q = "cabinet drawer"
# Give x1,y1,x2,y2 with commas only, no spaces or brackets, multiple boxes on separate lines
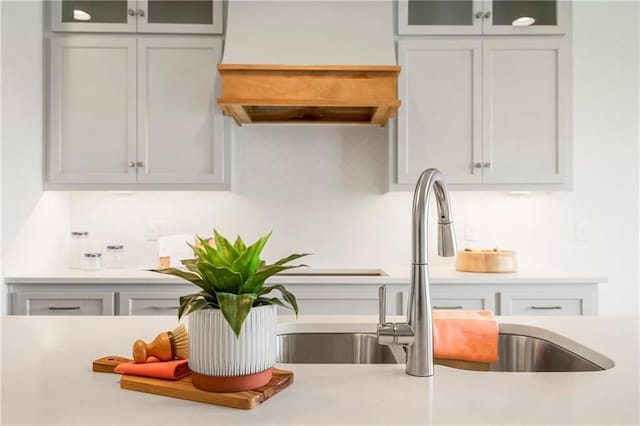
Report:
119,292,183,316
13,292,114,315
431,298,486,311
499,290,596,316
430,288,496,313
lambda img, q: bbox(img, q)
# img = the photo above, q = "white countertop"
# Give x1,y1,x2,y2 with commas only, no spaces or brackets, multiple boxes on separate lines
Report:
1,315,637,425
3,267,607,285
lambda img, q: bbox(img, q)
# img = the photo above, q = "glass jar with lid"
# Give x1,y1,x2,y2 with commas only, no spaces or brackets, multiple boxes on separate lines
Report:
70,232,89,269
105,245,124,269
82,253,103,271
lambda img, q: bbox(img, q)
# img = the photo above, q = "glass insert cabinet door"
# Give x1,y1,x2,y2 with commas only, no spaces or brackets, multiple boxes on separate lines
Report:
51,0,222,34
398,0,484,34
51,0,137,32
398,0,568,35
137,0,223,33
483,0,569,34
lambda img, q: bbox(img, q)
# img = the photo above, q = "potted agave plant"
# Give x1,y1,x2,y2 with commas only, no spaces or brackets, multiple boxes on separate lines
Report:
152,230,308,392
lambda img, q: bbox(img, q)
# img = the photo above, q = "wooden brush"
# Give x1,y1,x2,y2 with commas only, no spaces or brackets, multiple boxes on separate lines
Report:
132,324,189,363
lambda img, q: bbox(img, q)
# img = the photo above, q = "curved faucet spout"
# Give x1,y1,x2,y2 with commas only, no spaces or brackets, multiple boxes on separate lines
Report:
412,169,457,265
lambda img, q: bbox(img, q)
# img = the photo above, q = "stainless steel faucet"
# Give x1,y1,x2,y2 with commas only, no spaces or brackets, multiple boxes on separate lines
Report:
378,168,457,376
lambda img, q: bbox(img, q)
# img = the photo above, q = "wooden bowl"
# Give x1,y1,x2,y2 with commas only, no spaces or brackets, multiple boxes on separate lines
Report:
455,249,517,273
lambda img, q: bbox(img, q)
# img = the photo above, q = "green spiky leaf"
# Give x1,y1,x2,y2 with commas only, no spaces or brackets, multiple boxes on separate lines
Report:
217,292,256,337
259,284,299,315
233,235,247,253
240,263,307,294
214,229,240,265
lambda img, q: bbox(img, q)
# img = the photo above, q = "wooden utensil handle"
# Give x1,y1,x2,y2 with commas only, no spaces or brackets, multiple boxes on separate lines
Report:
93,355,132,373
132,332,173,363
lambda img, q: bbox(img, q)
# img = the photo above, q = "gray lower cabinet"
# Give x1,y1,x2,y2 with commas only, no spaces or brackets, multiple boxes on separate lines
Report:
119,291,183,315
7,281,599,316
13,292,114,315
499,289,596,316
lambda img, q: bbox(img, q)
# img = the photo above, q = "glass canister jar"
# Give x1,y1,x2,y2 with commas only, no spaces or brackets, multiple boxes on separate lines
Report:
82,253,103,271
70,232,89,269
105,245,124,269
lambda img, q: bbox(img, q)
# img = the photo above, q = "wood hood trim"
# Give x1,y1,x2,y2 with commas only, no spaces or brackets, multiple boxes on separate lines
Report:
217,64,401,126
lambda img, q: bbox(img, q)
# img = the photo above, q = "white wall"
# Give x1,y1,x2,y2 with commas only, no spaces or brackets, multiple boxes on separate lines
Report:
67,1,639,315
0,1,70,314
1,1,638,316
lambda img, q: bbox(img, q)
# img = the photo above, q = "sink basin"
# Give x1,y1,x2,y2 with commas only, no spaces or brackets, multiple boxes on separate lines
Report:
276,324,614,372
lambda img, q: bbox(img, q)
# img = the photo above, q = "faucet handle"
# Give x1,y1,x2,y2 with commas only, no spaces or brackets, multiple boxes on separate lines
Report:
378,285,387,325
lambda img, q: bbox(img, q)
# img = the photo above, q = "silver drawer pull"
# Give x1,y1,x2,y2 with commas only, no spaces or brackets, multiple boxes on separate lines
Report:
150,306,179,310
433,305,464,310
529,305,563,310
48,306,81,311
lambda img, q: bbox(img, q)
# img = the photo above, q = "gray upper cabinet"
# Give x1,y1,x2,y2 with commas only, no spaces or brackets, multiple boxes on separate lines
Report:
397,39,482,184
48,35,227,189
136,37,225,184
50,0,223,34
399,0,569,35
481,37,569,185
48,36,137,184
396,37,570,188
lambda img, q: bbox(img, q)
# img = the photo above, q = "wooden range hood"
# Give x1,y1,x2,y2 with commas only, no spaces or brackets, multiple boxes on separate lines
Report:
217,64,401,126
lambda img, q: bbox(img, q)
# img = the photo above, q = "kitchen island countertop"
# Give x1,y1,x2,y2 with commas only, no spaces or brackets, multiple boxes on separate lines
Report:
1,315,637,425
3,266,607,285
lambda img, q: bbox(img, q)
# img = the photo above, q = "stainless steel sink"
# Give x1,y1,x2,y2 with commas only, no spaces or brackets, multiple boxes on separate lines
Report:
276,324,614,372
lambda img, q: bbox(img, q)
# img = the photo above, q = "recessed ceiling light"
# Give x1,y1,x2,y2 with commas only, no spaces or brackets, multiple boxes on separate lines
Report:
512,16,535,27
73,9,92,21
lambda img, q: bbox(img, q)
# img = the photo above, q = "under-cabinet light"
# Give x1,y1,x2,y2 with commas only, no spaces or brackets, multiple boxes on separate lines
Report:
73,9,92,21
512,16,536,27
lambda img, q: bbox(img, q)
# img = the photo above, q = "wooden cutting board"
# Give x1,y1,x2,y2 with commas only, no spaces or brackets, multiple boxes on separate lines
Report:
93,356,294,410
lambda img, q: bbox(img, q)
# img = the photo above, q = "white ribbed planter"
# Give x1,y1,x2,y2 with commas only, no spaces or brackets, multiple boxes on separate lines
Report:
187,305,277,392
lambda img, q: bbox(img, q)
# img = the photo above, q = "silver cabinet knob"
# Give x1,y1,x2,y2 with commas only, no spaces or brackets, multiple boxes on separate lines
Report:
137,9,145,17
474,162,483,168
128,161,136,168
484,11,491,19
483,162,492,168
127,8,135,16
136,161,144,167
475,11,483,19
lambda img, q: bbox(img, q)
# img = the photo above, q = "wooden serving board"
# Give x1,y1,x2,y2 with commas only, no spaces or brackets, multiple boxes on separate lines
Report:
455,249,517,273
93,356,293,410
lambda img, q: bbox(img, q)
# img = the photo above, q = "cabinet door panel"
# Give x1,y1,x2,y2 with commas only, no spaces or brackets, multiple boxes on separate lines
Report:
483,0,570,35
137,37,224,184
397,39,482,185
51,0,137,32
48,36,137,183
137,0,223,34
482,38,568,184
399,0,483,35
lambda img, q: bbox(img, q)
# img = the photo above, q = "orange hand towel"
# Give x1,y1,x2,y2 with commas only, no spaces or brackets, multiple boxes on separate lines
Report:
433,310,499,363
114,357,191,380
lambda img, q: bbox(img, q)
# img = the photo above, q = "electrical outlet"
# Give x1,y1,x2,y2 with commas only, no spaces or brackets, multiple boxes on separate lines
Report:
146,221,168,241
575,222,589,242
